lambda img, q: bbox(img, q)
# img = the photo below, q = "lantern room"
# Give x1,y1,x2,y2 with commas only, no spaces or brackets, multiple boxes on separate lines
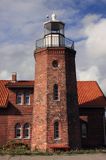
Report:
44,13,65,47
36,13,74,49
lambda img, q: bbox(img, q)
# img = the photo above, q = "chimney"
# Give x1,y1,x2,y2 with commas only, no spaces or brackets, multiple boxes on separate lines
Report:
12,72,17,82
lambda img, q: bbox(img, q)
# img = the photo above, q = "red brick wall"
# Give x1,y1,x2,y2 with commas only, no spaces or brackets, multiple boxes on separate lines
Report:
47,48,69,148
31,47,81,151
31,49,48,151
0,87,33,147
0,115,7,146
7,115,32,147
79,108,105,147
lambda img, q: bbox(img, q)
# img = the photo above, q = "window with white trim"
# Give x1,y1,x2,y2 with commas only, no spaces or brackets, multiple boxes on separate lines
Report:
15,123,22,139
23,123,30,139
25,94,30,105
54,121,59,139
16,93,23,105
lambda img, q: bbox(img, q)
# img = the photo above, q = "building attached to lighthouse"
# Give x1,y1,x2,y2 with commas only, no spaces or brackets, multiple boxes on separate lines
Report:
0,14,105,152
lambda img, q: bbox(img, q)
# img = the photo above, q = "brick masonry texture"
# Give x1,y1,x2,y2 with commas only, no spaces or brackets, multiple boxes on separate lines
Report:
0,47,105,151
0,87,34,147
31,47,81,151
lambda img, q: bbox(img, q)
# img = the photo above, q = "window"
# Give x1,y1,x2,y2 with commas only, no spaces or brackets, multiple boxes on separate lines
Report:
53,84,58,100
16,94,22,105
52,60,58,68
15,123,21,139
81,123,87,138
23,123,30,139
25,94,30,105
54,121,59,139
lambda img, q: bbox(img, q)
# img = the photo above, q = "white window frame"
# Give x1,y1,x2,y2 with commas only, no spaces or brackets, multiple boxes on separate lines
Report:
25,94,30,105
16,93,23,105
54,121,59,140
15,123,22,139
23,123,30,139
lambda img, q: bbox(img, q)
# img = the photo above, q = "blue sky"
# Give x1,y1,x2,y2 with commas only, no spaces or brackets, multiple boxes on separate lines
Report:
0,0,106,94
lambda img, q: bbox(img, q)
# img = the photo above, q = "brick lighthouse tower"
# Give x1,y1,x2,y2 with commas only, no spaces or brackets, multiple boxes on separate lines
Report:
31,13,81,151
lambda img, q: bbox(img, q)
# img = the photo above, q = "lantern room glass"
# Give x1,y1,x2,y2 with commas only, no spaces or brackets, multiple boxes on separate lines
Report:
44,22,64,36
44,21,65,47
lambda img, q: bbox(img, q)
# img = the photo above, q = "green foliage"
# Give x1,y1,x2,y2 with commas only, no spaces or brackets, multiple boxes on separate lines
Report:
2,140,29,150
0,142,106,156
0,141,31,155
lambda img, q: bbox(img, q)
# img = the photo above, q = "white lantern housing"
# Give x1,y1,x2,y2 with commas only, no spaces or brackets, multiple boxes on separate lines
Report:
44,13,65,47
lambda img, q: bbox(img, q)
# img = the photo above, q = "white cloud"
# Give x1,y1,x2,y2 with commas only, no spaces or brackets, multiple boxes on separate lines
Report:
0,42,34,80
100,79,106,95
84,18,106,58
0,1,105,95
82,14,102,26
77,66,100,81
0,0,79,80
0,70,10,80
74,14,106,94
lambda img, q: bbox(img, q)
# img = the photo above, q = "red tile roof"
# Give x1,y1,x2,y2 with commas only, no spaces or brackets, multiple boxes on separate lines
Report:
0,80,9,108
0,80,34,108
0,80,106,108
77,81,106,107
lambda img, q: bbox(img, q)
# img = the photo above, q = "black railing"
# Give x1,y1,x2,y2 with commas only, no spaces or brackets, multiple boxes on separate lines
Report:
36,35,74,50
65,37,74,50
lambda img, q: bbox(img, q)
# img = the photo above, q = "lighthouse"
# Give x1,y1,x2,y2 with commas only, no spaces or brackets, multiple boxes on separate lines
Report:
31,13,81,152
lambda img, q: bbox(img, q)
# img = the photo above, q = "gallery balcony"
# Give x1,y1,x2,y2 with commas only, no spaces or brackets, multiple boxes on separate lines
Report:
36,34,74,50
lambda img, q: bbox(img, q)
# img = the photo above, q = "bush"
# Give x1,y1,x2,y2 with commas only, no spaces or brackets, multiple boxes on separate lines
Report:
2,140,29,150
0,141,31,155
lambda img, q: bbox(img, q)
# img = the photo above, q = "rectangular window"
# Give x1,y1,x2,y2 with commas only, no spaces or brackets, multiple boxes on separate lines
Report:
15,123,21,139
81,122,87,138
25,94,30,105
16,129,21,138
16,94,23,105
54,121,59,139
53,84,59,100
23,123,30,139
24,129,29,138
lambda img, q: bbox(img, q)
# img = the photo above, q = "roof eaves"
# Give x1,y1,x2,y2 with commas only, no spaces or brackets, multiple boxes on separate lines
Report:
0,93,9,108
79,105,106,108
4,94,9,108
6,85,34,88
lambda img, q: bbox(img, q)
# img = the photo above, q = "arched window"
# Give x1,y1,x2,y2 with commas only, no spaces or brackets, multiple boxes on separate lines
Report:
81,123,87,138
53,84,58,100
15,123,21,138
23,123,30,139
54,121,59,139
